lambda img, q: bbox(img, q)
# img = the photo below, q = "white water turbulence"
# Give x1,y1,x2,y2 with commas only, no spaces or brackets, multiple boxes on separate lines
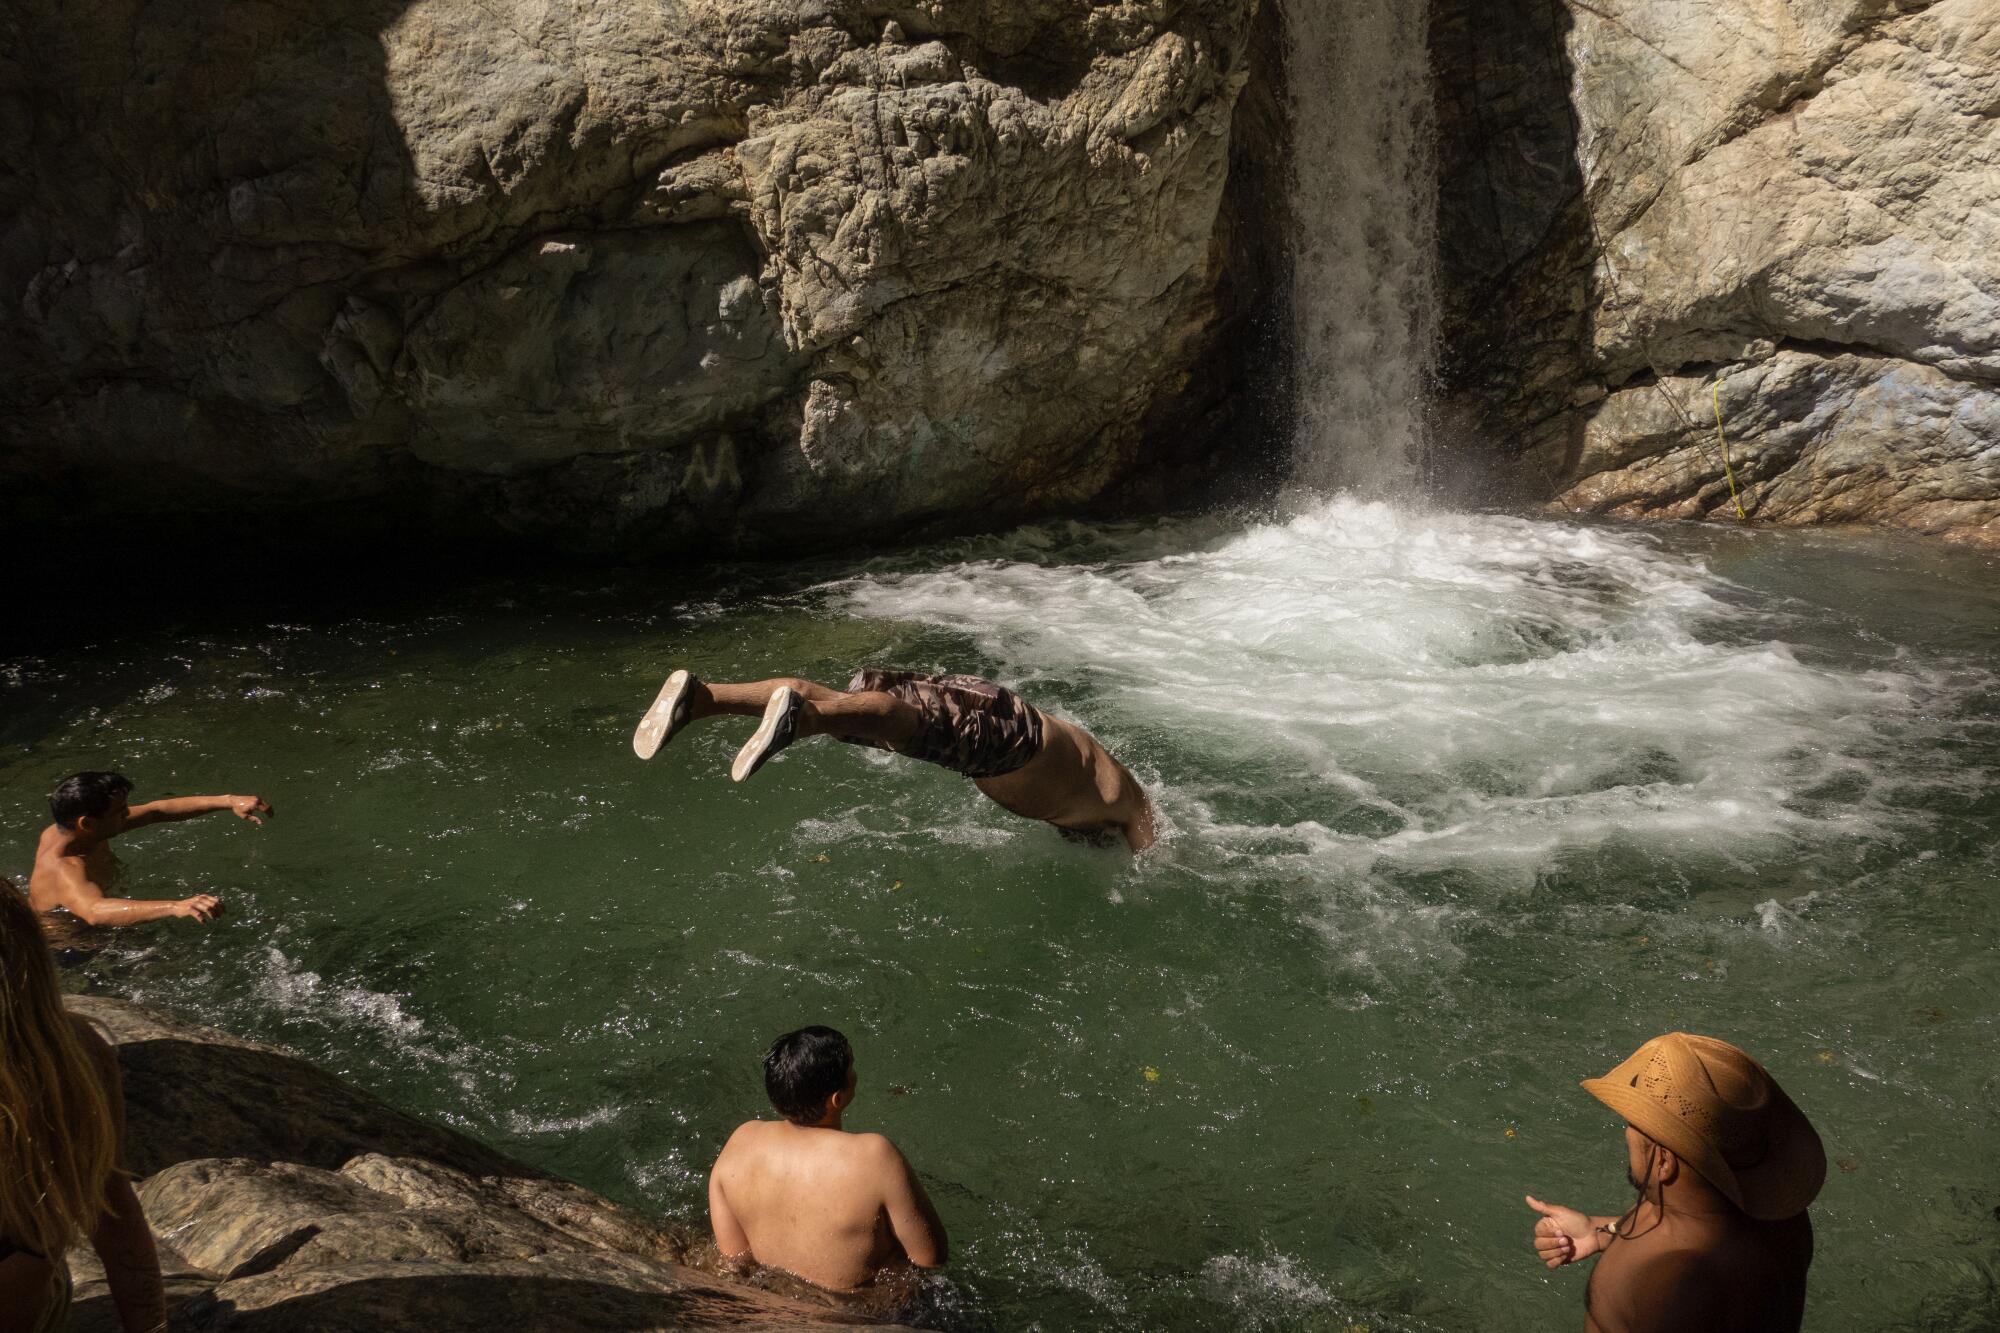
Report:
1284,0,1440,493
833,501,1931,905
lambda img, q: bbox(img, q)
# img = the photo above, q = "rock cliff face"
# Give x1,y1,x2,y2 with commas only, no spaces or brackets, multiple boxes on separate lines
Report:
1434,0,2000,546
63,997,890,1331
11,0,1994,552
1,0,1275,553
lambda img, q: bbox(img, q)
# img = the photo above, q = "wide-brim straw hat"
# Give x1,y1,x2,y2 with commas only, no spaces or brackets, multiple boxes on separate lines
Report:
1582,1032,1825,1221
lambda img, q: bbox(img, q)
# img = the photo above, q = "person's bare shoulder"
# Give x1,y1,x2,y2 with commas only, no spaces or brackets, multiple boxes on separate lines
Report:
844,1131,911,1175
1615,1243,1728,1332
33,851,92,910
848,1130,900,1154
710,1122,758,1185
29,825,62,876
718,1120,768,1151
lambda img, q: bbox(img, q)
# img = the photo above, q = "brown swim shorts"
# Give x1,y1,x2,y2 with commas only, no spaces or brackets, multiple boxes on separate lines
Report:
843,669,1045,779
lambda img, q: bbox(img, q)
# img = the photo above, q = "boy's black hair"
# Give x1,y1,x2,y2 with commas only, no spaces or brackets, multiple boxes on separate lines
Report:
763,1026,854,1125
49,772,134,829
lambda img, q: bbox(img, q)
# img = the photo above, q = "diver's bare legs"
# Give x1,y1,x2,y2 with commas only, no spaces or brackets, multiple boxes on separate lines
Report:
687,678,920,750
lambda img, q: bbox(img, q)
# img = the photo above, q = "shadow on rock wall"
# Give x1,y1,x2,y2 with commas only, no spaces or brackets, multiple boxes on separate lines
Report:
2,0,421,519
1,0,787,549
1426,0,1587,504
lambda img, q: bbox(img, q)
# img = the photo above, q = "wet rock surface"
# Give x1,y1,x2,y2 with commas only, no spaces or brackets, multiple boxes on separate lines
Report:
63,997,887,1331
0,0,1273,554
1433,0,2000,546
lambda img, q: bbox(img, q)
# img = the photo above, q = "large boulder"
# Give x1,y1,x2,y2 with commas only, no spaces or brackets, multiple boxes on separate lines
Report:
0,0,1276,553
1433,0,2000,546
63,997,889,1331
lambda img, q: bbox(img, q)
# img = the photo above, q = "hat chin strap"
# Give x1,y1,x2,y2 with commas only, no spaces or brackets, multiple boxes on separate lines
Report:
1613,1140,1666,1242
1640,1137,1743,1221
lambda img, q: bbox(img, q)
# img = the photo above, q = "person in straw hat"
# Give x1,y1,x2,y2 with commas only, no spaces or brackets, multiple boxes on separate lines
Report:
1524,1032,1825,1332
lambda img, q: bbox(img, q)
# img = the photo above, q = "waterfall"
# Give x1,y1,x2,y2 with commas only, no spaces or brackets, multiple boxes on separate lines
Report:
1282,0,1440,495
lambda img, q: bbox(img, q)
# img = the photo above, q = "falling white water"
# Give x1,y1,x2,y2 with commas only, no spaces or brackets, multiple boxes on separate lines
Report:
1284,0,1440,494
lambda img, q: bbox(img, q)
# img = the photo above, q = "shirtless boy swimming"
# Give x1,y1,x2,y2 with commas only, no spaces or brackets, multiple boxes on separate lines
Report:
708,1026,947,1292
29,771,272,928
634,669,1156,851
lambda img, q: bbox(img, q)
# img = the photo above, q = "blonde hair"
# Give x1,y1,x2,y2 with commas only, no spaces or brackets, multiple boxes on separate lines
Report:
0,882,117,1260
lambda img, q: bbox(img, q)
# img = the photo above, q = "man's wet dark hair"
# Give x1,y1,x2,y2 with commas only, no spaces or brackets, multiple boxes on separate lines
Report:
49,772,134,829
763,1026,853,1125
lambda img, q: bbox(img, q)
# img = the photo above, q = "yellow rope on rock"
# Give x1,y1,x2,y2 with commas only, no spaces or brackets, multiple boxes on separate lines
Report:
1712,381,1748,522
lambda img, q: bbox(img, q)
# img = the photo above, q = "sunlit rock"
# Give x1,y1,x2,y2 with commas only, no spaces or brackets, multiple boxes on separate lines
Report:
1433,0,2000,546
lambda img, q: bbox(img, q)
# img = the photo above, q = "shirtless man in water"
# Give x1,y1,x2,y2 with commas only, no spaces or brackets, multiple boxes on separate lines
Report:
1526,1033,1824,1332
634,669,1156,851
709,1026,947,1291
29,771,272,928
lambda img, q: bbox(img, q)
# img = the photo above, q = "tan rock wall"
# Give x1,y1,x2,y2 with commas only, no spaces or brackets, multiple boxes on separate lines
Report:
0,0,1272,552
1434,0,2000,546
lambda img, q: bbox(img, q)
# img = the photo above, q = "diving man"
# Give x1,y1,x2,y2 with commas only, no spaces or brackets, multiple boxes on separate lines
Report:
634,669,1155,852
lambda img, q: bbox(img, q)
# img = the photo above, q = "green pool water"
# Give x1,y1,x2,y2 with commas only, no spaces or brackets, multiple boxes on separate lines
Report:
5,499,1996,1330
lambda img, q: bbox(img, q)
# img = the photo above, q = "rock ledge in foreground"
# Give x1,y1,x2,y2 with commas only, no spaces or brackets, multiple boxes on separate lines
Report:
65,996,888,1331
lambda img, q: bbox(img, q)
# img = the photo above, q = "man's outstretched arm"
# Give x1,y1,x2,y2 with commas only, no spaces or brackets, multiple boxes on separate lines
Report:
124,793,272,829
49,860,222,927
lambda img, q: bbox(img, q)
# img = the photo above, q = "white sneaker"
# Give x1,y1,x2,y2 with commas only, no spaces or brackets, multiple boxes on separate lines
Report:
633,670,698,760
731,686,803,782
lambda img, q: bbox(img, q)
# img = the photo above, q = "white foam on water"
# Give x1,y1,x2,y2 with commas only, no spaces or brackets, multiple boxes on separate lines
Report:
625,1145,705,1200
972,1211,1129,1316
795,804,1015,851
253,946,429,1040
716,948,853,990
1203,1252,1336,1325
238,947,511,1105
503,1104,623,1136
832,499,1933,895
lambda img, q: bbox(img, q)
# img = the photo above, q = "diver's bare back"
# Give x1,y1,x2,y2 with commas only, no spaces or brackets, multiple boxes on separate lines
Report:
974,714,1155,850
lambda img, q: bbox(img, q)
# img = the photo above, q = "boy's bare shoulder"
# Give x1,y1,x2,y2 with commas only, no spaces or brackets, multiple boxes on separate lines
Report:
844,1131,906,1165
722,1119,776,1148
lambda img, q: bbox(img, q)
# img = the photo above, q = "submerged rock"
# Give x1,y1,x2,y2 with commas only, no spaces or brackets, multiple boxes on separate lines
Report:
63,997,888,1331
1434,0,2000,546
